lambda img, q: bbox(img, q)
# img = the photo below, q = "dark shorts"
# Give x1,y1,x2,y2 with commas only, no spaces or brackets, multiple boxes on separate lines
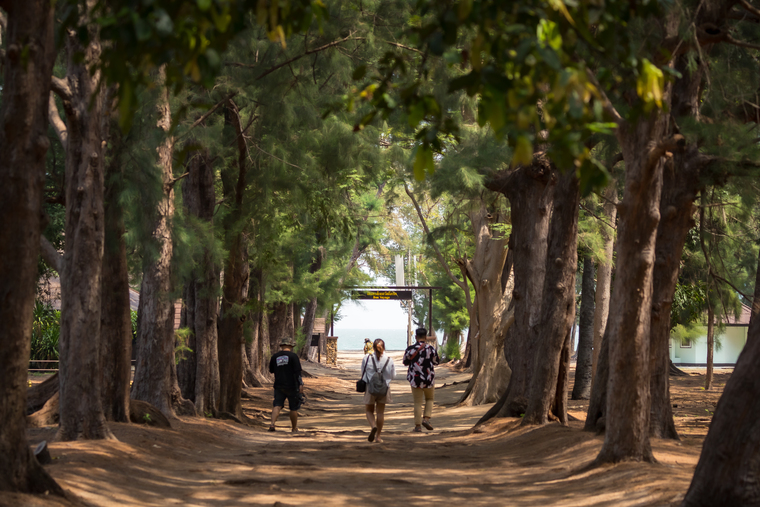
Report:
273,387,302,411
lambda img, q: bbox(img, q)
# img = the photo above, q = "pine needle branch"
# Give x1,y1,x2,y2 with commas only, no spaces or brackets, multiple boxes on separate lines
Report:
699,193,753,303
177,91,238,141
225,33,362,81
250,139,303,170
580,202,617,230
404,182,468,292
379,40,424,54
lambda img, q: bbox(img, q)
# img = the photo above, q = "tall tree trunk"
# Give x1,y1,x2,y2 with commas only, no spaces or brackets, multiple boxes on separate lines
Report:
648,149,702,439
301,297,319,361
572,255,595,400
649,8,716,438
522,169,579,425
681,248,760,506
217,99,249,419
456,203,512,406
218,251,248,419
131,74,189,418
705,302,714,391
0,0,62,492
462,291,478,369
177,281,197,400
585,321,611,433
57,11,113,441
260,310,272,372
269,301,289,353
181,149,221,415
484,160,554,416
593,109,675,464
554,331,572,423
100,122,132,423
246,267,269,382
243,269,259,386
300,246,324,361
569,318,576,358
288,302,296,339
591,182,617,384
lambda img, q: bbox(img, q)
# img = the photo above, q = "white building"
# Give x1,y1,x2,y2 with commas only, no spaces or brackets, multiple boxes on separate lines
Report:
670,305,750,366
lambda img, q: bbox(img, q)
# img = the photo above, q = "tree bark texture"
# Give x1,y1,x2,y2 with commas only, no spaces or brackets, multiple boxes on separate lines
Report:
594,107,672,464
301,297,319,361
705,303,714,391
522,169,579,425
245,267,268,383
57,14,113,441
681,249,760,506
217,100,250,419
572,255,595,400
0,0,62,493
269,301,289,354
300,246,324,361
648,5,723,436
585,325,610,433
456,202,513,406
569,317,576,358
485,160,555,416
648,149,702,439
591,183,617,384
131,76,183,419
554,331,572,424
180,149,221,415
177,282,197,400
100,126,132,423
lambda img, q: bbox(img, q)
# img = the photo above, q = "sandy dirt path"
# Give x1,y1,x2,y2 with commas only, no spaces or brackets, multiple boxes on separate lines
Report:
5,353,727,507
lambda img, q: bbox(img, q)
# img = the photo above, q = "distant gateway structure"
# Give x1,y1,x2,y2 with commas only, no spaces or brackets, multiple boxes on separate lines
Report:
350,286,441,345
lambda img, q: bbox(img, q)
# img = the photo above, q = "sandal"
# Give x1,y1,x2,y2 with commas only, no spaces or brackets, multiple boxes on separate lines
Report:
422,420,434,431
292,427,299,433
368,427,378,442
412,426,422,433
268,426,276,432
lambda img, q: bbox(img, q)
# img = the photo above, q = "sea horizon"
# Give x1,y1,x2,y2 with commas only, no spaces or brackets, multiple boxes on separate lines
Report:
333,328,411,351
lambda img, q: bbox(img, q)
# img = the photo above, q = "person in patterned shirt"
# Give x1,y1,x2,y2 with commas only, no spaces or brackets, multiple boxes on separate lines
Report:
403,327,440,432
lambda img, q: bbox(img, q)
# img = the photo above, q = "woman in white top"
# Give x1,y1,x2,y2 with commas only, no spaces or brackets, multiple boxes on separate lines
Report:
361,339,395,443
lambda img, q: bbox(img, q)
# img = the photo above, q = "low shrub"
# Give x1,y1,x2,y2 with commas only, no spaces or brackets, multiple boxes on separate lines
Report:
440,338,461,362
31,301,60,361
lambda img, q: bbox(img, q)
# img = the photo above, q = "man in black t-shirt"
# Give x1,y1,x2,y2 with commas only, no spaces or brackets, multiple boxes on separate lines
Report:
268,336,303,432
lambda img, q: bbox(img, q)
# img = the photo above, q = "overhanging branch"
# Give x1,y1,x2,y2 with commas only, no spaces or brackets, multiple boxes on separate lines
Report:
40,236,63,274
724,34,760,51
647,134,686,171
48,93,68,151
51,76,72,102
586,69,623,126
169,172,190,187
226,33,361,81
739,0,760,19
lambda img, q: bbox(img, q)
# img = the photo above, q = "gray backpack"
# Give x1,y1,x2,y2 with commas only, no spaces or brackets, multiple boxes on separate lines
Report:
368,356,389,396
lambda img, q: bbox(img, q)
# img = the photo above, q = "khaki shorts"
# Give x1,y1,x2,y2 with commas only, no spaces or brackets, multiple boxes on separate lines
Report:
363,385,392,405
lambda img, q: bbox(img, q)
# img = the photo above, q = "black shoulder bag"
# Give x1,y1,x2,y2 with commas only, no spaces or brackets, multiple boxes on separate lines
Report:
356,357,369,392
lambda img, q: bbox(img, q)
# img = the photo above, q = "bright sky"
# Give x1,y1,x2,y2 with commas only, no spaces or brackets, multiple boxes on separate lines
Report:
334,298,409,330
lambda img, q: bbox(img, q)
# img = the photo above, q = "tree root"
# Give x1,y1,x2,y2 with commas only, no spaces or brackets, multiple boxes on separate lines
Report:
26,373,59,415
669,361,690,377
